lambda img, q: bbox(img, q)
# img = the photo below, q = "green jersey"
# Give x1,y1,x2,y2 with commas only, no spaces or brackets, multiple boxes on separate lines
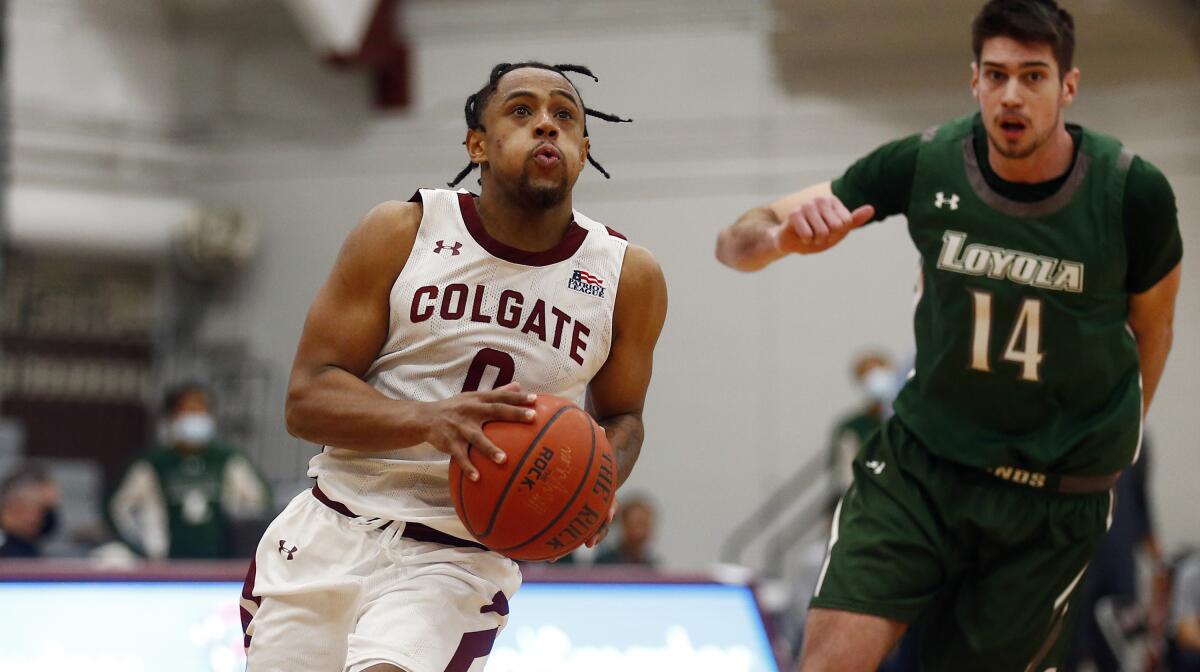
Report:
833,114,1182,476
111,441,271,559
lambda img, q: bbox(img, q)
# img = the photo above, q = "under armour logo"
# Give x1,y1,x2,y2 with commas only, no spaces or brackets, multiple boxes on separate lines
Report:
278,540,298,560
935,192,959,210
434,240,462,255
865,460,886,475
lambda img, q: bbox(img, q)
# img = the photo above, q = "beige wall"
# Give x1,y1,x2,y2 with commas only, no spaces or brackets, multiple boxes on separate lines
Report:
12,0,1197,568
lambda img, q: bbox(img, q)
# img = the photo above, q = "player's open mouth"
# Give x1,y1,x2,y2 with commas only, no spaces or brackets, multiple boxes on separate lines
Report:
532,144,562,167
999,118,1027,140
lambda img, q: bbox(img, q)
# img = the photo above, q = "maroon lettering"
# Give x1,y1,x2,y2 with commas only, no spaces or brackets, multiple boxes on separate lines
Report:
550,307,573,348
411,286,439,323
497,290,523,328
462,348,515,393
444,628,499,672
521,299,548,342
469,284,493,324
440,283,469,320
570,321,591,365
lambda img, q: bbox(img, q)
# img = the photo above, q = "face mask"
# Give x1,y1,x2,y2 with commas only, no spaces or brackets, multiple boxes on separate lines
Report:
863,368,896,403
170,412,216,447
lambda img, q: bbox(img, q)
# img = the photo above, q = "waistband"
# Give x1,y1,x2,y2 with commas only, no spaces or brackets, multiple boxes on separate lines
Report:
986,466,1121,494
311,482,489,552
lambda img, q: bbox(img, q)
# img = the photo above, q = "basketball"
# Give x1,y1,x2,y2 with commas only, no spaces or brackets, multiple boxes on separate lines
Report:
449,393,616,562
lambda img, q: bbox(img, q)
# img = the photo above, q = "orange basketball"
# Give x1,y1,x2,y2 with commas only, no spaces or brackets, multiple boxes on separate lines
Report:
449,394,616,562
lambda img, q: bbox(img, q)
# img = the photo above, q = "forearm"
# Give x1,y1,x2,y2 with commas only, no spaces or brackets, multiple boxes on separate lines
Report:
715,206,784,272
599,412,644,488
1133,321,1172,414
1178,620,1200,650
285,366,430,452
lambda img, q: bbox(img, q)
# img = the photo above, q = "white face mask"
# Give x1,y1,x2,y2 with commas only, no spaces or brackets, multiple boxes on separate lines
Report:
170,412,216,446
863,368,896,403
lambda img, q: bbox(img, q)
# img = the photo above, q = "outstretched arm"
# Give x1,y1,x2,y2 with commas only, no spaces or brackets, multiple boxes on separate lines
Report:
284,200,535,480
715,181,875,272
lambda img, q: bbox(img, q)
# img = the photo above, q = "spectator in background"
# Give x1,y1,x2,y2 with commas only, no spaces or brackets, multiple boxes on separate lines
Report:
595,494,659,567
1063,438,1169,672
1170,551,1200,671
0,462,60,559
107,382,271,559
828,351,895,492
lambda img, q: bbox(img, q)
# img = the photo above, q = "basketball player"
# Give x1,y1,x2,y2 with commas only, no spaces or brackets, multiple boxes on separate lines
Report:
242,62,667,672
715,2,1181,670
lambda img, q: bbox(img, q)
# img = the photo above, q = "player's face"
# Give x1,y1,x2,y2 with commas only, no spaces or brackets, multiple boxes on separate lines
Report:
971,37,1079,160
469,68,589,208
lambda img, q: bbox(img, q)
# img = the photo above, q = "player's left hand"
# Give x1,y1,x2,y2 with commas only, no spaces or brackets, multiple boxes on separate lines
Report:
584,499,619,549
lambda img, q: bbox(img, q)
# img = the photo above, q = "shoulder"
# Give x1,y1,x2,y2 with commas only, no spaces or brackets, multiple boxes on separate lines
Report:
336,198,424,287
920,114,977,145
618,244,667,299
613,244,668,334
1125,156,1176,204
353,199,423,249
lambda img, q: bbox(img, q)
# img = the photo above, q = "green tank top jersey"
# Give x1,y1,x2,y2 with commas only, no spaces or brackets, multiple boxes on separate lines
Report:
893,114,1142,477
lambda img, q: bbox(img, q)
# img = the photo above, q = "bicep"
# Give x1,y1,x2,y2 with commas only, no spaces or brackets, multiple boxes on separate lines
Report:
588,245,668,420
1128,262,1181,332
290,202,419,382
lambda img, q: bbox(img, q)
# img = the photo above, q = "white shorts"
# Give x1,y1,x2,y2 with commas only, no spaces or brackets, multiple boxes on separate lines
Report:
240,488,522,672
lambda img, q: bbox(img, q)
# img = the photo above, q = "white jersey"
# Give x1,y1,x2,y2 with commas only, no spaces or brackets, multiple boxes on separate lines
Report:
308,188,628,541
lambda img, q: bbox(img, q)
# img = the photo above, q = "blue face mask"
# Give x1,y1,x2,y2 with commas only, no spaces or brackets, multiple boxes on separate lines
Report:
863,367,897,403
170,412,216,447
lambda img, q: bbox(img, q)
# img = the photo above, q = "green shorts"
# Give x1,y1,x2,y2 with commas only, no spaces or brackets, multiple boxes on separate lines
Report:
809,416,1115,672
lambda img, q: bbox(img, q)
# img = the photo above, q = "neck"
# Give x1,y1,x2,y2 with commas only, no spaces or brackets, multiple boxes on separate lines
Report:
986,121,1075,184
476,182,576,252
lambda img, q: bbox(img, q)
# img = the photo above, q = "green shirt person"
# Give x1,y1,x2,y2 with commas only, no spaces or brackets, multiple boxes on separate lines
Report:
109,383,271,559
828,352,895,493
715,1,1181,670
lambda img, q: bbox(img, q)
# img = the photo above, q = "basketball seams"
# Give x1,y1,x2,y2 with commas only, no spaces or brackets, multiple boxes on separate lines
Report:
488,410,603,554
476,404,576,539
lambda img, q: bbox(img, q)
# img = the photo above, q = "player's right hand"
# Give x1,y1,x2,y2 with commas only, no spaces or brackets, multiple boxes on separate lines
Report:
423,382,537,482
772,196,874,255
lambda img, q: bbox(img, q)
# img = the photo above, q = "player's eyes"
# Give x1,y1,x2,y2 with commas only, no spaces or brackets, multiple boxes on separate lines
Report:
512,105,531,116
1025,72,1045,82
987,71,1006,82
555,109,574,120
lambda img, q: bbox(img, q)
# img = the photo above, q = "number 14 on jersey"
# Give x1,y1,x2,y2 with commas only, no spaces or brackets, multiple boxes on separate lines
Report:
968,290,1045,382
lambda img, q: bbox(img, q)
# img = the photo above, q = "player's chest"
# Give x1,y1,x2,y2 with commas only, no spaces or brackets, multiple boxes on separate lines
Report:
389,253,615,354
907,189,1124,297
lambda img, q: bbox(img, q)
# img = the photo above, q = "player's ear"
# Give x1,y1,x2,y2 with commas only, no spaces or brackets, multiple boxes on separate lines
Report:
579,136,590,169
466,128,488,165
1061,67,1080,108
970,61,980,99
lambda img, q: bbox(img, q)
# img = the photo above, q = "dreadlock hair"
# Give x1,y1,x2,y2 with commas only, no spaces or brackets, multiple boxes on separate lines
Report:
447,61,632,188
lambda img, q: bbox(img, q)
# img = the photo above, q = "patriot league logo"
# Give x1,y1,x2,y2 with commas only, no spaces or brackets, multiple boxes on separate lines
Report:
568,269,605,298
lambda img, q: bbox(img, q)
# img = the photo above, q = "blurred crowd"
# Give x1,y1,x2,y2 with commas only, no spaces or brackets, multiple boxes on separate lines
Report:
0,379,663,570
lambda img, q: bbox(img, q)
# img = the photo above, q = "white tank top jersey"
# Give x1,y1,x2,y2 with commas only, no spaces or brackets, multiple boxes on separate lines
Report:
308,188,629,541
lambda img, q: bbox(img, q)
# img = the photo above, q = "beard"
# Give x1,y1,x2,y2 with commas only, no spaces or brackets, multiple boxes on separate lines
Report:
514,166,570,209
